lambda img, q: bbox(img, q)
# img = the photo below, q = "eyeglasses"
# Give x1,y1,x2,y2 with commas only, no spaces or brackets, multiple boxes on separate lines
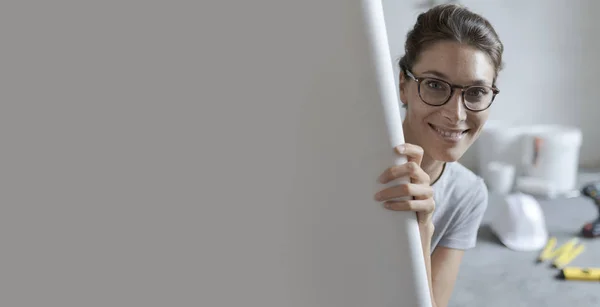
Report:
404,69,499,112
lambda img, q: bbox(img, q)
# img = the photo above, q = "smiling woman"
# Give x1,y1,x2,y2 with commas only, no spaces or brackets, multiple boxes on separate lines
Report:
373,3,504,307
402,40,498,161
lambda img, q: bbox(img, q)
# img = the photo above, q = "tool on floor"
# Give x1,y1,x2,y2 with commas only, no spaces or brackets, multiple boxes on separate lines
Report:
552,244,585,269
556,267,600,282
580,181,600,238
537,237,584,268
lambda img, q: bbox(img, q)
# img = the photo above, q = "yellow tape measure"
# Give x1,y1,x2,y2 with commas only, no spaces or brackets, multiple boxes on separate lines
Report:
557,267,600,281
537,237,585,269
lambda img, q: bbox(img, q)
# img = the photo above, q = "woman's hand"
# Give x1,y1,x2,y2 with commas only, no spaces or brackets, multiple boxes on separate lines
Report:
374,144,435,231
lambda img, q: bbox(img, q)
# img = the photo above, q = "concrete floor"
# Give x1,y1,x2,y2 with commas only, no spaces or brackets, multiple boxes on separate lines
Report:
450,170,600,307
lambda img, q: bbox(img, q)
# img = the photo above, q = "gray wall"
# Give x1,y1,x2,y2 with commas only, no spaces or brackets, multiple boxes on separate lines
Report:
383,0,600,171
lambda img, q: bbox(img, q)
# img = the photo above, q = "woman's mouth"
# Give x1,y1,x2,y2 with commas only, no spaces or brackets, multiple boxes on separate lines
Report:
428,123,469,142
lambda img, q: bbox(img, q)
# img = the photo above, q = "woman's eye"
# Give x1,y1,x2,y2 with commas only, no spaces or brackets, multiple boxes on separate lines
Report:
466,87,489,97
425,81,444,90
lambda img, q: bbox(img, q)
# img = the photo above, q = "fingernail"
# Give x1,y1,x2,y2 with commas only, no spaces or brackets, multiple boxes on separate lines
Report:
374,192,381,201
396,145,405,154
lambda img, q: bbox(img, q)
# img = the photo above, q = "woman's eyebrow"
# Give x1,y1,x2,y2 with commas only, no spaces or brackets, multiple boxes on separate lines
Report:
420,70,491,86
420,70,449,79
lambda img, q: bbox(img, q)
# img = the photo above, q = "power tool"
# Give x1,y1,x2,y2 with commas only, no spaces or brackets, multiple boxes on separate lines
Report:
580,181,600,238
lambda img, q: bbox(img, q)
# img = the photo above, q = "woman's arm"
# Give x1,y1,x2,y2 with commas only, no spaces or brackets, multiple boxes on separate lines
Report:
375,144,465,307
428,244,464,307
420,226,463,307
375,144,441,306
419,225,437,307
427,182,487,306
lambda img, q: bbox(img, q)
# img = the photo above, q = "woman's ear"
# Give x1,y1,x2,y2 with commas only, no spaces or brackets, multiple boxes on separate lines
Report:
399,71,408,107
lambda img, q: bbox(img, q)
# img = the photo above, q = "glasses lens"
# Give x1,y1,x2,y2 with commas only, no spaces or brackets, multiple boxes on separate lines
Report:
464,86,494,110
419,78,451,105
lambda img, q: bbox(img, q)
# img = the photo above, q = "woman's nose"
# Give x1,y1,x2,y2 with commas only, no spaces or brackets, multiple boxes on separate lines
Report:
441,90,467,123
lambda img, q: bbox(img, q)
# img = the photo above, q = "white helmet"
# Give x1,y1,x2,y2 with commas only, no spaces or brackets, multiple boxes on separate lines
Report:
488,192,548,251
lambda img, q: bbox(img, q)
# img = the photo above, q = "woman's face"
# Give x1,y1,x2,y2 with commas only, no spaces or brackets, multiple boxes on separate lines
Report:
400,40,496,162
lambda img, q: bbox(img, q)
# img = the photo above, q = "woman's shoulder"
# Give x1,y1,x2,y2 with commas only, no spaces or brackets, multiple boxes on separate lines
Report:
443,162,482,184
435,162,488,209
432,162,490,250
441,162,485,189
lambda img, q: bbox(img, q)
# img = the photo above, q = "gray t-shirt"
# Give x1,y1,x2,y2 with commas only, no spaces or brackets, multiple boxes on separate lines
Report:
430,162,488,251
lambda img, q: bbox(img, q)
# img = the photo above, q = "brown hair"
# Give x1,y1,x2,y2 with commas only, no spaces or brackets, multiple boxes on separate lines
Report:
398,4,504,83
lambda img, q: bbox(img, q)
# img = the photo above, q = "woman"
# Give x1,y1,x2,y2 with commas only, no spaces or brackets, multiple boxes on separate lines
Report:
374,4,503,307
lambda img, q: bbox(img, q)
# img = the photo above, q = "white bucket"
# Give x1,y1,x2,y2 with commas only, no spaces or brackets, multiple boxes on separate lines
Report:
485,161,516,195
477,121,530,181
477,121,583,195
520,125,582,194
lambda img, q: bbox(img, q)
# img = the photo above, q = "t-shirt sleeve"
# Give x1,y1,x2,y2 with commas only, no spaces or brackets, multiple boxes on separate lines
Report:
437,178,488,250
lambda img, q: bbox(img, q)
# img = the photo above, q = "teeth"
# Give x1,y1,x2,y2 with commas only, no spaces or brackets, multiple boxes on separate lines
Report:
432,126,466,140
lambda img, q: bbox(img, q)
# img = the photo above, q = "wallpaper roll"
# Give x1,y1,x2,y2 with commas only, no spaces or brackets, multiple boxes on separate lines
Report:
0,1,431,306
